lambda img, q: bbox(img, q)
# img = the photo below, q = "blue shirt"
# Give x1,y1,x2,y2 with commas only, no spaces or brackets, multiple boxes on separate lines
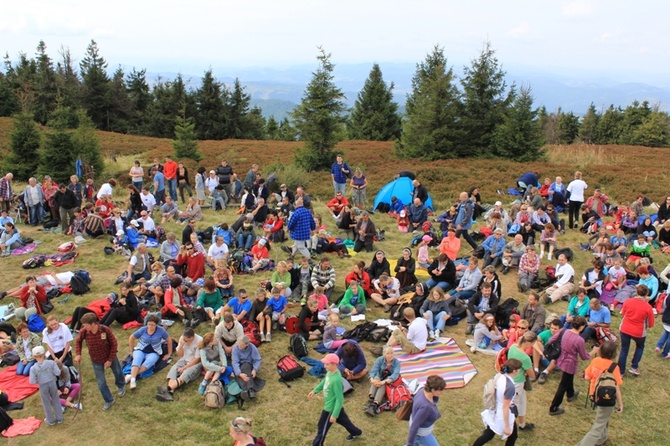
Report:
331,162,351,184
266,295,287,313
133,326,169,354
153,172,165,192
228,297,252,317
287,207,315,241
589,306,611,325
610,235,627,248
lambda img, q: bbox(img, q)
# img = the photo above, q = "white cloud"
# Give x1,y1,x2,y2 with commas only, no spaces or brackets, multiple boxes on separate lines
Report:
508,22,532,38
561,0,595,18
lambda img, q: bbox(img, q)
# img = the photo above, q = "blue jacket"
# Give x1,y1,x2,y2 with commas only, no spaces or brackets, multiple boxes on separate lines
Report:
331,162,351,184
335,340,366,375
409,203,428,224
390,199,404,214
454,200,474,230
518,171,538,187
232,343,262,375
482,234,507,258
369,356,401,382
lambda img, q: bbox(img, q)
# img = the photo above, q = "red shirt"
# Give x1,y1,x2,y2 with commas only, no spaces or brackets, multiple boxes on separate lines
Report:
20,285,47,314
176,252,205,281
250,244,269,260
75,324,118,364
163,160,178,180
620,297,654,338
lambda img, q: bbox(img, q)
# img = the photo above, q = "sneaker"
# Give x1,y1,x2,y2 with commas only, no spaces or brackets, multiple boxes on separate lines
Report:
124,375,132,384
266,332,272,342
567,390,580,402
130,378,137,389
518,423,535,431
547,254,552,261
428,330,435,340
346,432,362,441
102,399,115,411
383,304,392,312
537,372,548,385
118,387,126,397
156,388,174,402
549,407,564,416
198,384,207,395
73,402,83,410
664,354,670,359
542,295,551,305
44,418,56,426
260,333,266,342
629,368,640,376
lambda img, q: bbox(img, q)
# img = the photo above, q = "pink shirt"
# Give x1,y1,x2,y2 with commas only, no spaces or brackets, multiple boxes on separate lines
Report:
312,293,329,312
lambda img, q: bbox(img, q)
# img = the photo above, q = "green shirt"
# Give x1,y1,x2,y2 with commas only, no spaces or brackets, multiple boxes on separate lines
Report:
566,296,590,318
312,369,344,418
508,344,532,384
538,329,552,345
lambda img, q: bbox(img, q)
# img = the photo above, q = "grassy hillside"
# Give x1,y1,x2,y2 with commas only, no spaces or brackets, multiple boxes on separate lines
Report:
0,117,669,445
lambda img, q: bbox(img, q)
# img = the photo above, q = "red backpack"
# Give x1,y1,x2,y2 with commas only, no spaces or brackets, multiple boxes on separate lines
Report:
240,319,261,347
285,316,300,335
495,347,509,372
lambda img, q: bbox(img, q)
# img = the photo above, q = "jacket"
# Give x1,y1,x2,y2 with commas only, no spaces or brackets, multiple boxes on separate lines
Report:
454,199,475,230
427,257,456,285
467,291,500,317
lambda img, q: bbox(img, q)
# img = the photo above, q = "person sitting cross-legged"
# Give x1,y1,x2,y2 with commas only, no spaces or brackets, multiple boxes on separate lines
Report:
335,340,368,382
386,308,428,354
421,287,451,340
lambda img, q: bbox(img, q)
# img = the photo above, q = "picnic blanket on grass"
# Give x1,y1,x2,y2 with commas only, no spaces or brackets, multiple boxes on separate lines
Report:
394,338,477,389
388,258,430,279
0,365,39,401
2,417,42,437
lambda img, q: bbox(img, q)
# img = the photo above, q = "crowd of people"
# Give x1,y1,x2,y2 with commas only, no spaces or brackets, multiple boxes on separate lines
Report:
0,159,668,446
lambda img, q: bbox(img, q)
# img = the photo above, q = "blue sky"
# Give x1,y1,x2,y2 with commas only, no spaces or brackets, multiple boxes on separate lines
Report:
1,0,666,82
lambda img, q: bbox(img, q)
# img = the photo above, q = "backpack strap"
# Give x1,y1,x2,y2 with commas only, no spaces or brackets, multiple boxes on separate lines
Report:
607,363,618,374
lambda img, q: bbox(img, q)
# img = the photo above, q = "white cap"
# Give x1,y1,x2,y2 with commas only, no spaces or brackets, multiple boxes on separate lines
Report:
116,229,125,236
495,201,502,206
32,346,46,357
129,220,139,227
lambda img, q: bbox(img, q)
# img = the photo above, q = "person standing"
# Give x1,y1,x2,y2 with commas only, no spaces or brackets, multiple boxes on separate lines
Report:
74,313,126,410
163,156,179,201
28,346,63,425
288,198,316,260
129,160,144,191
406,374,446,446
618,284,654,376
507,332,537,432
24,177,45,226
309,353,363,445
331,154,350,196
55,183,78,233
0,173,13,213
152,167,166,205
576,341,623,446
566,171,588,230
216,159,235,200
455,191,478,250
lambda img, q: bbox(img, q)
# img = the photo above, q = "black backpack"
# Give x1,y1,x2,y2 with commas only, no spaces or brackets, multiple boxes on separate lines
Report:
277,354,305,387
342,321,378,342
289,334,308,358
365,326,391,343
593,363,618,408
495,298,520,329
70,275,90,295
543,328,566,361
0,406,13,433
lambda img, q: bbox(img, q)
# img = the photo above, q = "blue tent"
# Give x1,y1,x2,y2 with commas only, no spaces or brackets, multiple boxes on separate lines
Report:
373,176,433,211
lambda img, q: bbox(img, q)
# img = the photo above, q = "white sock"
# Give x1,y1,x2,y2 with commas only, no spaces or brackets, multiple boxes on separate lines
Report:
534,368,539,374
541,370,548,375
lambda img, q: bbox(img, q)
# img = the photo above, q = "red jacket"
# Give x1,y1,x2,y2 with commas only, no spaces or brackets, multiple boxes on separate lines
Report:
20,285,47,315
345,270,371,295
162,287,186,316
176,252,205,281
163,160,178,180
264,217,284,233
620,297,654,338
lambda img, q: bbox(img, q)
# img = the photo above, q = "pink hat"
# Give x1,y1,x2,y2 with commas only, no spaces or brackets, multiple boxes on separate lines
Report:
422,234,433,243
321,353,340,365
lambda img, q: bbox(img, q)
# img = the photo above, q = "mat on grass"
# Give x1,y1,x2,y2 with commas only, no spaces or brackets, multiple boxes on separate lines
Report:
0,365,39,401
387,258,430,279
2,417,42,437
394,338,477,389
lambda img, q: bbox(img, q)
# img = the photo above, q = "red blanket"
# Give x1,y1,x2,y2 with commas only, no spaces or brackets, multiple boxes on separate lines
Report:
2,416,42,437
0,365,39,401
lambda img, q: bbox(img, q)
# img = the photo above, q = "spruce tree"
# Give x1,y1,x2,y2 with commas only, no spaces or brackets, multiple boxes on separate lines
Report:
292,47,346,171
39,108,78,184
265,116,279,139
557,111,580,144
73,109,105,179
347,63,401,141
127,68,152,134
595,105,623,144
278,118,298,141
108,67,132,133
632,112,670,147
33,41,58,125
461,41,513,156
55,46,81,112
226,78,251,139
579,103,600,144
79,40,112,130
5,113,41,180
618,100,652,145
395,45,463,160
195,70,226,140
492,87,543,161
172,109,202,161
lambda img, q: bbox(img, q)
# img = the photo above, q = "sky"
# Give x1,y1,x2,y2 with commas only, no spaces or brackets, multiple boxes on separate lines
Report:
1,0,668,82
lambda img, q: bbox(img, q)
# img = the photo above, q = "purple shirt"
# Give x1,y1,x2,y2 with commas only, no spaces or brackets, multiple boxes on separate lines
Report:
550,329,589,375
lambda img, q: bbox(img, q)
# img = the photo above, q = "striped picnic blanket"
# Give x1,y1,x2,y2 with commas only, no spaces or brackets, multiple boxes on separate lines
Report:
394,338,477,389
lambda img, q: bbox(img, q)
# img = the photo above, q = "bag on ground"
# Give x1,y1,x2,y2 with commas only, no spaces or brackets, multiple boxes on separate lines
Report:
204,380,226,409
289,333,308,358
277,354,305,386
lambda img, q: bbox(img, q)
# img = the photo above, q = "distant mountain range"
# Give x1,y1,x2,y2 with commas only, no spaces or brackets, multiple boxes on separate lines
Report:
146,63,670,121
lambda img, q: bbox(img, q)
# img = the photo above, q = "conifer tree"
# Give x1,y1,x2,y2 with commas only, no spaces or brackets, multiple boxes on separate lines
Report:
172,109,202,161
632,112,670,147
492,87,543,161
33,40,58,125
195,70,226,140
73,109,105,178
579,103,600,144
595,105,623,144
39,107,77,184
5,113,41,180
347,63,401,141
79,40,112,130
265,116,279,139
127,68,152,134
292,47,346,171
557,111,580,144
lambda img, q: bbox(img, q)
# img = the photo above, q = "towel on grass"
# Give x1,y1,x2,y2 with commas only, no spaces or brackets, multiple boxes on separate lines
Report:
2,416,42,437
0,365,39,401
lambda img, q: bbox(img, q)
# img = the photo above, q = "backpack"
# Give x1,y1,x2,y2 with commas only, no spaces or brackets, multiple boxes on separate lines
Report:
543,328,566,361
494,347,509,373
0,407,13,434
289,333,308,358
595,327,618,345
22,255,46,269
74,270,92,285
204,380,226,409
483,373,503,410
240,319,261,347
277,354,305,386
342,321,378,342
68,365,80,384
70,275,90,295
365,326,391,343
592,363,618,408
285,316,300,335
27,314,46,333
495,298,520,329
58,241,76,252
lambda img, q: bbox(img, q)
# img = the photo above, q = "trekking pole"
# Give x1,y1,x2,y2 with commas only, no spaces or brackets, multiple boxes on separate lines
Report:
72,360,82,421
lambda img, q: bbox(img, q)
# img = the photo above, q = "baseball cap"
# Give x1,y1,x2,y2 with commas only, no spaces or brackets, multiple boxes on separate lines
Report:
116,229,125,236
321,353,340,365
32,346,46,357
129,220,139,227
495,201,502,206
258,238,267,246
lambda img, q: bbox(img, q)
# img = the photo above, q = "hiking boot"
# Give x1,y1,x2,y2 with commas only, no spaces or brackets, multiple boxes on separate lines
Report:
567,390,580,402
502,266,510,275
383,304,392,312
519,423,535,431
465,324,475,335
537,373,548,385
156,387,173,402
542,295,551,305
549,407,564,416
190,318,201,328
240,391,251,402
281,245,292,254
102,399,115,411
364,403,377,416
368,346,383,356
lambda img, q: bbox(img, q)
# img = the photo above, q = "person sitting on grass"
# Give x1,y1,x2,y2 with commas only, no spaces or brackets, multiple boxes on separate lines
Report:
335,340,368,382
261,287,287,343
448,256,482,302
311,256,337,301
394,248,417,289
561,287,591,328
467,312,503,354
517,245,540,293
637,216,657,243
195,280,223,325
339,280,367,317
542,254,575,304
323,313,346,350
353,211,376,253
386,307,428,354
626,233,651,269
581,298,612,342
502,234,526,274
248,238,270,274
539,222,558,261
56,361,82,411
421,287,451,341
127,314,172,390
481,228,507,268
344,261,372,299
465,282,499,335
15,322,42,376
298,297,324,341
370,273,401,311
533,318,561,385
327,191,349,219
161,277,193,326
215,314,245,357
424,253,456,292
100,283,140,328
221,289,252,322
364,346,401,417
232,335,265,403
198,331,228,395
156,327,202,402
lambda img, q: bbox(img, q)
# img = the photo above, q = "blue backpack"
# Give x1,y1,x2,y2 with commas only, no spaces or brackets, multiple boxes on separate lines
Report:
27,314,46,333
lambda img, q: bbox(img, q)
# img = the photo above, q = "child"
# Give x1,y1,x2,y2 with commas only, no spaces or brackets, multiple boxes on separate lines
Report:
295,257,313,303
113,229,128,253
308,354,363,444
311,286,332,321
16,322,41,376
610,229,628,256
251,289,268,339
198,332,227,395
338,280,366,317
83,179,96,204
211,185,226,211
299,297,324,341
539,222,558,260
416,234,432,269
28,346,64,425
397,210,409,233
263,287,287,342
56,361,82,410
626,233,650,268
655,296,670,359
323,313,346,350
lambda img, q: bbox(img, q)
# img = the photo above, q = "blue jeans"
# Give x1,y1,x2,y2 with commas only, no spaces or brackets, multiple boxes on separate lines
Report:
414,432,440,446
425,278,450,291
449,289,475,301
132,350,160,370
167,178,177,201
92,357,125,403
424,310,449,332
618,332,645,372
656,330,670,356
132,180,143,191
333,181,346,196
16,359,36,376
238,234,254,250
29,203,43,225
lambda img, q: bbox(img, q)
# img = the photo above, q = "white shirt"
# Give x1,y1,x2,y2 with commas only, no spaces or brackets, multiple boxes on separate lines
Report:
555,262,575,287
141,216,156,232
567,179,588,202
141,193,157,210
42,323,73,354
208,242,229,260
205,177,218,193
180,334,203,362
97,183,113,199
406,317,428,351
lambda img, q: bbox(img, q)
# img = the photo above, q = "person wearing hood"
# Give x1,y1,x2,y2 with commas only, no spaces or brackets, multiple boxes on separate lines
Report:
367,250,390,280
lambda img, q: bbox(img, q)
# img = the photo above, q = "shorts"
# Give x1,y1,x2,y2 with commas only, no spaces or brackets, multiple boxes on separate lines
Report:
272,312,286,324
514,382,527,416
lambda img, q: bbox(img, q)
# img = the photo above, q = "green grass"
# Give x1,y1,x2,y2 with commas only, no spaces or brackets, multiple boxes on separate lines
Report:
2,166,670,445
